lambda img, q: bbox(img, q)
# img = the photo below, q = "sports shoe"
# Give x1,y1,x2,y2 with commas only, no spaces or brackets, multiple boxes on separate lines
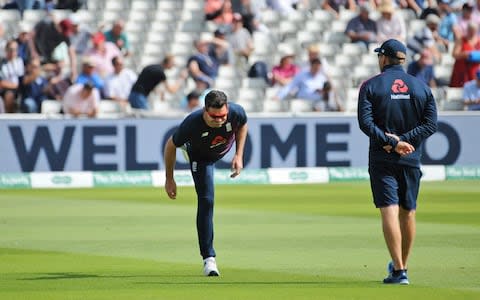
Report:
387,261,394,274
383,270,409,285
203,257,220,276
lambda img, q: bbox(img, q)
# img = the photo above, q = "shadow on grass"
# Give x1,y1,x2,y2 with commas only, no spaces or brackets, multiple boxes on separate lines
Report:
21,272,379,287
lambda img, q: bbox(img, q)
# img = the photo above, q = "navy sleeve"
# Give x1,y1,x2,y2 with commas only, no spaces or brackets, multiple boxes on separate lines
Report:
399,89,438,145
172,115,194,147
357,81,399,148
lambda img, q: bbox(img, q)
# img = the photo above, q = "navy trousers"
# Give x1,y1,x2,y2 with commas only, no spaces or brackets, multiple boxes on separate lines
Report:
190,159,216,259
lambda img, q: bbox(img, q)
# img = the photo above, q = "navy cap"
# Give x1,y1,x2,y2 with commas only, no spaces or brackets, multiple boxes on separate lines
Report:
374,39,407,59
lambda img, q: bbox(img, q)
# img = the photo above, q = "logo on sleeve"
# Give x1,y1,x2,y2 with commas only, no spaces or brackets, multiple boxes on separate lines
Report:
391,79,409,93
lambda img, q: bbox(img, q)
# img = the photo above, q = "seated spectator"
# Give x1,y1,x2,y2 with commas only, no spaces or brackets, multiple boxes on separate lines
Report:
376,0,407,43
62,82,100,118
44,60,72,100
450,22,480,87
209,28,235,66
229,13,254,70
75,56,105,97
184,90,203,112
407,49,437,87
322,0,356,19
21,58,48,113
84,32,122,79
16,22,33,64
128,55,187,109
69,14,92,55
456,3,475,38
463,69,480,110
407,14,446,63
0,40,25,113
437,0,461,42
276,58,329,102
313,81,344,112
232,0,269,33
271,51,299,87
205,0,234,30
104,19,130,57
302,44,330,73
187,37,220,88
104,56,137,109
345,3,377,49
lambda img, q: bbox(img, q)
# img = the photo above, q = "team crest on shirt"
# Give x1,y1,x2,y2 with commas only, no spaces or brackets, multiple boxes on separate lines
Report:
210,135,227,148
201,132,209,137
226,122,232,132
391,79,409,93
390,79,411,100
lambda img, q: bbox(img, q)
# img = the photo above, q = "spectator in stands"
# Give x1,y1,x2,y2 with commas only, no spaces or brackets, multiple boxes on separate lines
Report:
456,3,475,38
450,22,480,87
56,0,86,11
407,14,446,63
31,16,77,80
271,50,299,87
302,44,330,73
21,58,48,113
313,81,344,112
84,32,122,79
345,3,378,49
104,19,130,57
209,28,235,66
437,0,461,43
2,0,44,18
205,0,235,31
229,13,254,70
104,56,137,109
128,55,187,110
188,37,219,88
184,90,203,112
407,49,437,88
0,40,25,113
400,0,426,17
463,69,480,110
276,58,329,102
63,82,100,118
44,59,72,101
75,56,105,97
376,0,407,43
232,0,269,33
69,14,92,55
16,22,33,64
322,0,356,19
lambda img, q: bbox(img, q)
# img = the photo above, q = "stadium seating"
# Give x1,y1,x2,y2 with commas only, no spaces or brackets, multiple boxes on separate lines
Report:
0,0,463,117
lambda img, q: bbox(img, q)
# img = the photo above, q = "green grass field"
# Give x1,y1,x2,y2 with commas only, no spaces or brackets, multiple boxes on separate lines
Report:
1,181,479,300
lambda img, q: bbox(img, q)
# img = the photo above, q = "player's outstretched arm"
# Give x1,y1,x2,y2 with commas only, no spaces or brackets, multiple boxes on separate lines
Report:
164,137,178,199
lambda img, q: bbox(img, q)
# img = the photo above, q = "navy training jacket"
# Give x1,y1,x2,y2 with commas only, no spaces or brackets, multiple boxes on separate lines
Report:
357,64,438,167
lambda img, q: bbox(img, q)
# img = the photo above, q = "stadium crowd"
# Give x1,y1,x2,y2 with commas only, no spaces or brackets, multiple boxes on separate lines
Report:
0,0,479,116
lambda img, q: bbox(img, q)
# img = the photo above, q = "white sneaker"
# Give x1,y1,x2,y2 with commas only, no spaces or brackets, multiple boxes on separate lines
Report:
203,257,220,276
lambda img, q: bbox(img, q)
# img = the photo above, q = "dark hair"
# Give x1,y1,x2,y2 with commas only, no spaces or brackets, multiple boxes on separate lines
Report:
204,90,227,109
187,90,201,102
83,82,94,90
111,56,120,66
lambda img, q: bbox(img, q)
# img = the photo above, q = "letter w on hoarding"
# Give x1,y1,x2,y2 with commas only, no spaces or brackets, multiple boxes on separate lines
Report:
9,126,75,172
